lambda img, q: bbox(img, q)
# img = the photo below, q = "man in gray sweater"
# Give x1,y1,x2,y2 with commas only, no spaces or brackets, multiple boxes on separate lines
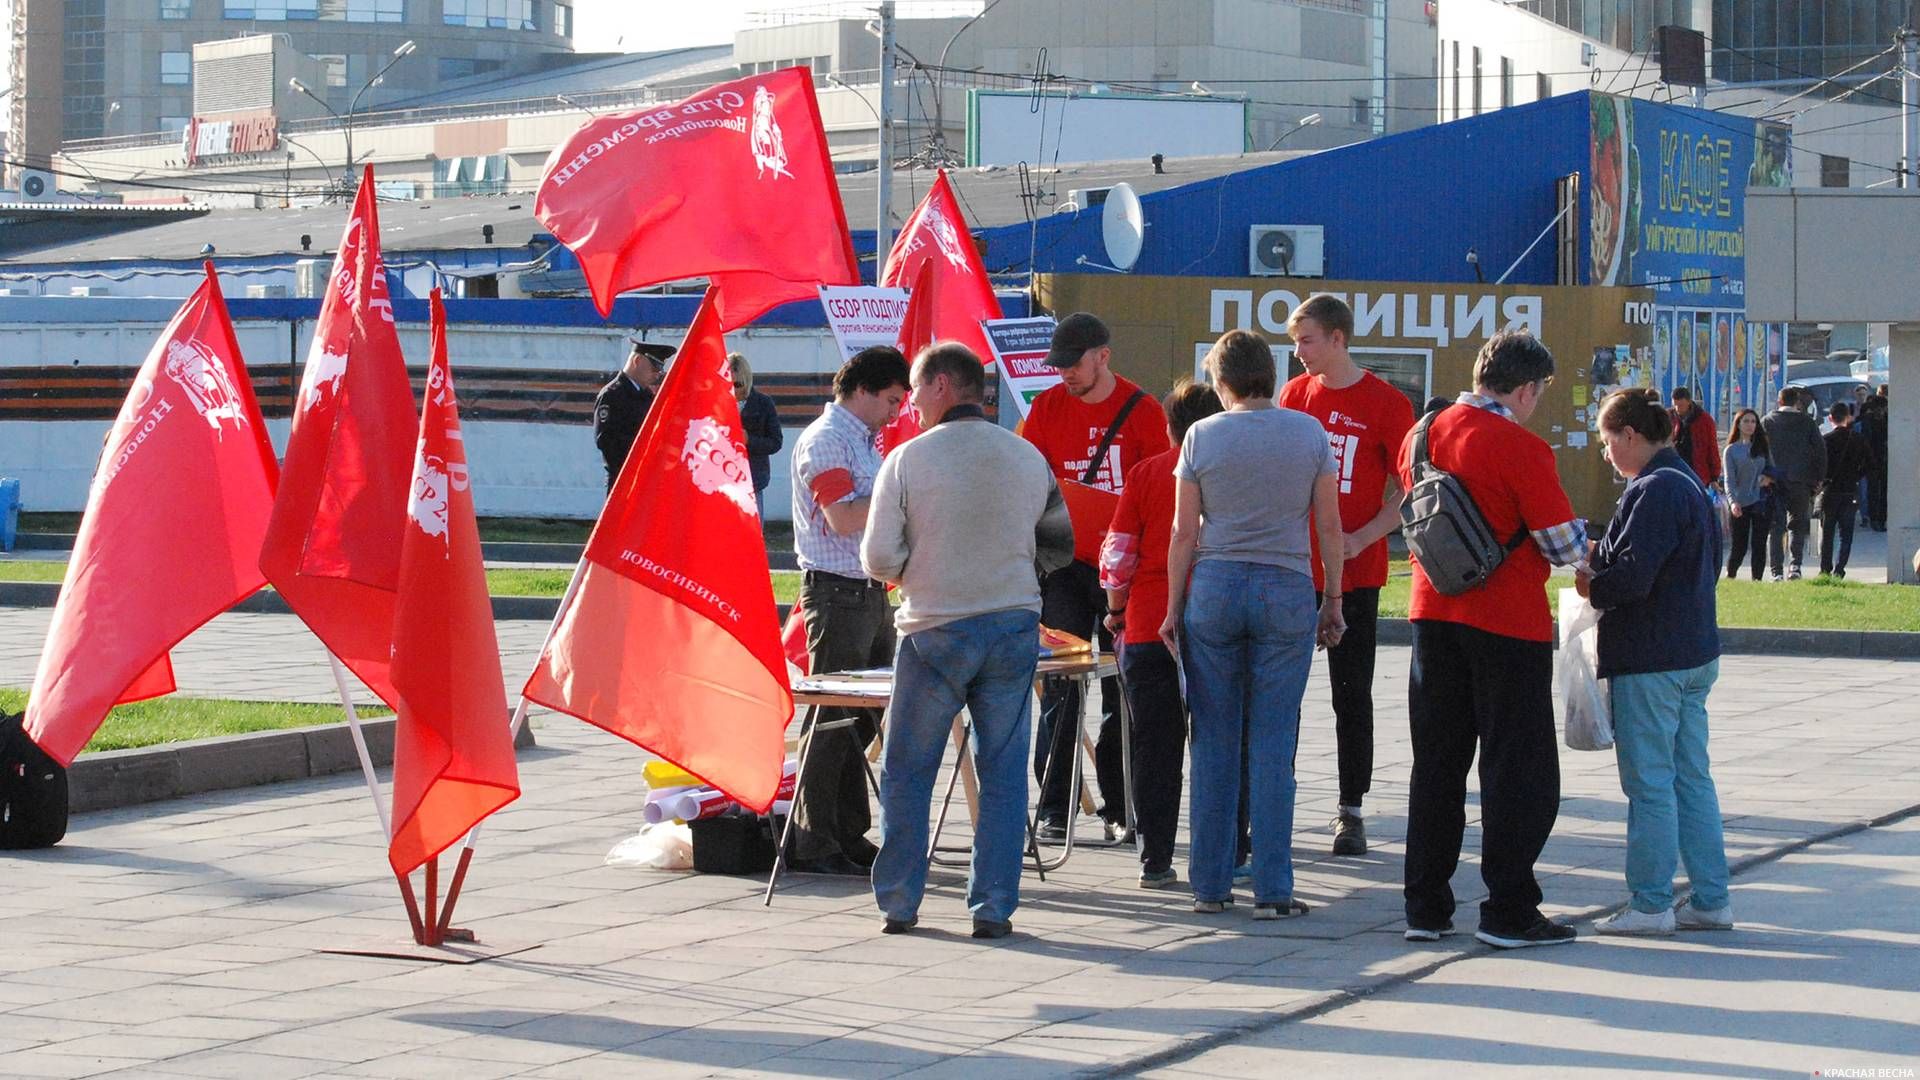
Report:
1761,387,1827,580
861,342,1074,939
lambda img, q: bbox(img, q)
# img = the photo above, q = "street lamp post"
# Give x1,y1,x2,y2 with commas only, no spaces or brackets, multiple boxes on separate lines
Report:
287,77,349,193
1266,112,1323,151
344,40,417,189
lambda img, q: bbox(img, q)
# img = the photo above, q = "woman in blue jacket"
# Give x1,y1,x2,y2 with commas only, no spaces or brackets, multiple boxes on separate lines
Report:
1576,388,1732,936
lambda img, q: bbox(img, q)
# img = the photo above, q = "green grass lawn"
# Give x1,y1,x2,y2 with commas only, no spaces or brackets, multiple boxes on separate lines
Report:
1367,560,1919,632
0,687,389,755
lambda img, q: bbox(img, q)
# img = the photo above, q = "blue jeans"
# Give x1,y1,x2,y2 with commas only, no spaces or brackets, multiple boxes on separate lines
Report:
872,608,1040,924
1610,659,1730,913
1181,560,1316,904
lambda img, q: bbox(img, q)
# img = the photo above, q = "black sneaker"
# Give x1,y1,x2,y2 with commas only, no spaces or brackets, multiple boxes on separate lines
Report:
971,918,1013,940
1330,812,1368,855
1475,917,1577,949
1404,920,1457,942
1035,819,1067,842
881,915,917,935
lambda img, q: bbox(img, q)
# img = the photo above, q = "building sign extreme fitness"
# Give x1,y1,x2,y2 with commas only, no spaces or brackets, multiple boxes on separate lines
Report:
183,112,280,166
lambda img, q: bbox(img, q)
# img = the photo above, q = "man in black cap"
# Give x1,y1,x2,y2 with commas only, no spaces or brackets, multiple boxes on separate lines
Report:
594,336,675,490
1021,312,1170,841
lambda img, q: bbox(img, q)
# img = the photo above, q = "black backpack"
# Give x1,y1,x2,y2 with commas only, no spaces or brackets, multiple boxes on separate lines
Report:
0,710,69,849
1399,410,1526,596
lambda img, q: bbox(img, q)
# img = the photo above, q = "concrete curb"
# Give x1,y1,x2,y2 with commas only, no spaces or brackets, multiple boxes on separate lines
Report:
9,579,1907,659
68,715,539,814
1078,799,1920,1079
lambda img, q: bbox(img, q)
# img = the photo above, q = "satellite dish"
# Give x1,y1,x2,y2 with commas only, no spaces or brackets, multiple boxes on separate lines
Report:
1101,182,1144,272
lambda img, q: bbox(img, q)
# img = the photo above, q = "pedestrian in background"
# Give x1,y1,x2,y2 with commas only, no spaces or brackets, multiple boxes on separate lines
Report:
1398,329,1584,950
1668,387,1721,486
1721,408,1773,581
863,342,1074,940
1760,387,1825,580
1100,379,1223,889
1162,329,1345,920
1858,395,1889,532
593,337,674,491
1578,388,1731,936
730,352,783,529
1819,401,1868,578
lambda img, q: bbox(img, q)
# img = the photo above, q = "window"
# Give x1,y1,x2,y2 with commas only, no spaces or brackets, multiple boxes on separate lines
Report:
1500,56,1514,108
161,51,191,85
1471,46,1482,114
162,0,192,18
1450,41,1459,119
443,0,534,29
1350,96,1368,125
225,0,318,16
160,115,190,134
553,1,570,36
1537,71,1552,101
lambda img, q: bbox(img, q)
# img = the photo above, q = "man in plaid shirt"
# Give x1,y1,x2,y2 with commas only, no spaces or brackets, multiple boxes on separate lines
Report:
785,346,912,876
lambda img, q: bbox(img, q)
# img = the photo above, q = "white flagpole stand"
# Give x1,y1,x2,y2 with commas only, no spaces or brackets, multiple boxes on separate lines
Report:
325,649,391,839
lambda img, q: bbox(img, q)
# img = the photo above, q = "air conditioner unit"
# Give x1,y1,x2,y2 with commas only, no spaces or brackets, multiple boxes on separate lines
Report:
1067,186,1113,212
1249,225,1324,277
293,259,328,299
0,282,40,296
246,284,289,299
17,169,55,201
68,285,111,297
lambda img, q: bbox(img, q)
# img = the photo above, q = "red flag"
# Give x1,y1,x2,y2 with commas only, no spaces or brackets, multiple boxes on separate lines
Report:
523,291,793,811
260,167,417,709
876,170,1003,454
26,265,279,765
880,169,1003,362
535,68,859,330
386,291,520,877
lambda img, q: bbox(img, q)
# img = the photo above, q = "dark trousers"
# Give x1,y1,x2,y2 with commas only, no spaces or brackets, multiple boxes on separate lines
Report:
792,571,894,860
1405,620,1560,934
1766,481,1813,575
1324,588,1381,809
1118,640,1185,871
1035,560,1123,825
1867,464,1888,529
1820,497,1858,575
1726,504,1770,580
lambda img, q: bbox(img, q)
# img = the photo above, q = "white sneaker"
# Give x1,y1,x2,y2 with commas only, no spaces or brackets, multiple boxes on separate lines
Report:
1674,900,1734,931
1594,906,1676,936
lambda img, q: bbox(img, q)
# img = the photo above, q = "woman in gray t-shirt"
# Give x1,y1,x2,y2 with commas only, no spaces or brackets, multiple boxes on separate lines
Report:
1161,329,1348,919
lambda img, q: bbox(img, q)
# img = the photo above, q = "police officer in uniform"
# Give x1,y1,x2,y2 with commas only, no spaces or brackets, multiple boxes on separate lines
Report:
594,336,676,490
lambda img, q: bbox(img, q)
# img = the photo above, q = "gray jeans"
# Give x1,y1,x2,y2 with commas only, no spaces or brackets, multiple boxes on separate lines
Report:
1766,481,1813,574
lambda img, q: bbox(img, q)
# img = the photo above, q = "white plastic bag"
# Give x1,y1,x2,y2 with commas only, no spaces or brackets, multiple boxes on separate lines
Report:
1557,588,1614,752
604,822,694,870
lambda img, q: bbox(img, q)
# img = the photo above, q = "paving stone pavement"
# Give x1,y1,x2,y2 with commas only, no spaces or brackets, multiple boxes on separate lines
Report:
2,607,1919,1077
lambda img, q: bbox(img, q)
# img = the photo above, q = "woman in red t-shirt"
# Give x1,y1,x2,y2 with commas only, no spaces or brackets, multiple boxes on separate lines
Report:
1097,381,1223,888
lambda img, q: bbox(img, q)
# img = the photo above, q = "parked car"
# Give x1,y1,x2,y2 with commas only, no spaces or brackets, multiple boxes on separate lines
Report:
1849,346,1888,388
1787,375,1871,432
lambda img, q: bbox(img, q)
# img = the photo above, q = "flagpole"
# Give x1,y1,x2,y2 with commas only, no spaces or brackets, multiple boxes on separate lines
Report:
447,551,590,868
325,650,392,839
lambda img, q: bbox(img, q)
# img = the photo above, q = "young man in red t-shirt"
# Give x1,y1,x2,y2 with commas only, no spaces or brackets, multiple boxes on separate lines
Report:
1023,312,1171,840
1396,329,1585,951
1279,295,1416,857
1098,381,1223,887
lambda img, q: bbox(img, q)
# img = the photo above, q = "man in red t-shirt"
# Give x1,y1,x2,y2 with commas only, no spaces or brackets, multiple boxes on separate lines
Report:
1395,329,1585,951
1099,381,1222,887
1279,295,1415,858
1023,312,1171,839
1668,387,1721,486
